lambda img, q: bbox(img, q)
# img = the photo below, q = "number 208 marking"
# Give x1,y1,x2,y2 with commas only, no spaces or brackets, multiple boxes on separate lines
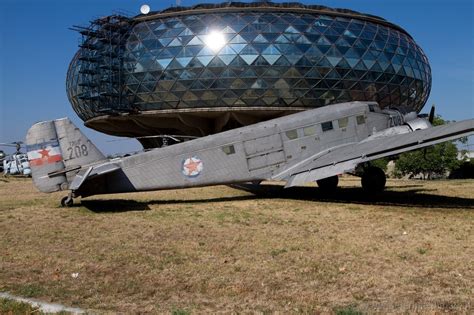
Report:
67,145,88,159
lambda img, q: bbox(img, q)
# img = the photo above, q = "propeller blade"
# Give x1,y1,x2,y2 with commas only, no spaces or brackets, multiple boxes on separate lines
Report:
428,105,435,124
422,106,436,158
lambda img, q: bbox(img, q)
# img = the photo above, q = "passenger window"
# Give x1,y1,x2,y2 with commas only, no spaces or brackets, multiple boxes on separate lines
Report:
321,121,333,132
222,145,235,155
285,129,298,140
338,117,348,128
356,115,366,125
303,125,316,136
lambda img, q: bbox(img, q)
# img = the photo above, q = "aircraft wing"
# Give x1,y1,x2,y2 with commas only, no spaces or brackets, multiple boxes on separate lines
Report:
273,119,474,187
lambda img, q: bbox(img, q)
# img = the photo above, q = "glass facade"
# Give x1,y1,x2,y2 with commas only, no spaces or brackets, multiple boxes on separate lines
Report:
67,3,431,135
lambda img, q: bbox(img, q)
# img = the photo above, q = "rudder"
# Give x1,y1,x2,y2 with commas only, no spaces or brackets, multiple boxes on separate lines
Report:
26,118,105,193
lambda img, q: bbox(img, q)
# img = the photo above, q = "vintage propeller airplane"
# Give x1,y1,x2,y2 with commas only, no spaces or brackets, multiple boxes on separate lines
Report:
25,101,473,207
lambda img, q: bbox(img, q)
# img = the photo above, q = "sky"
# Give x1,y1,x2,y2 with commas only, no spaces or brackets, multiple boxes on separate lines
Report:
0,0,473,154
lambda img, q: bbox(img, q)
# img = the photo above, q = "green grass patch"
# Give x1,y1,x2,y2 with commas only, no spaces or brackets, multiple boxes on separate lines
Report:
172,308,191,315
417,248,428,255
270,248,287,258
334,305,364,315
0,297,41,314
16,283,44,298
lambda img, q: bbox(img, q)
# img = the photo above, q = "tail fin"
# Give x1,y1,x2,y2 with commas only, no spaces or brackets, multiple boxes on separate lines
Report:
26,118,105,193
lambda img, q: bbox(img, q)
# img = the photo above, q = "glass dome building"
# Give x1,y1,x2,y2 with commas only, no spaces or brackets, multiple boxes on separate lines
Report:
67,1,431,147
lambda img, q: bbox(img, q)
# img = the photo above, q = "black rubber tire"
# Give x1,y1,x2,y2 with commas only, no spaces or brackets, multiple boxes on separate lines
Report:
60,196,73,207
317,175,339,192
361,167,386,193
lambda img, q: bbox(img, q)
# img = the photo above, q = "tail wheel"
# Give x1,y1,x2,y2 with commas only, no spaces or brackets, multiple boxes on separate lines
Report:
316,175,339,192
60,196,74,207
361,167,386,193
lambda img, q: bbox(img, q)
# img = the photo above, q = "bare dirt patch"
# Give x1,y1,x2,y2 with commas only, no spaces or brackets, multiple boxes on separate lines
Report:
0,177,473,313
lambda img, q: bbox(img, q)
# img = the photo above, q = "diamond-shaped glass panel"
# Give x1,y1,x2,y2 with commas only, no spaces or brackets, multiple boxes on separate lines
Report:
68,9,431,124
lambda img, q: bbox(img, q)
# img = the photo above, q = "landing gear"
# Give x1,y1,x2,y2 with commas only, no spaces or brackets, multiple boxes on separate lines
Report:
361,167,386,193
60,194,74,207
317,175,339,192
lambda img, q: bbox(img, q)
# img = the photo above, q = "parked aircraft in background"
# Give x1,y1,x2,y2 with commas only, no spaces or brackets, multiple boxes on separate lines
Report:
0,142,31,176
25,101,473,207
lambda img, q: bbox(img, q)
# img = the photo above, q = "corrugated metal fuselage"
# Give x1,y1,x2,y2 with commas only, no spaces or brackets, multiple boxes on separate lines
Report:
76,101,380,197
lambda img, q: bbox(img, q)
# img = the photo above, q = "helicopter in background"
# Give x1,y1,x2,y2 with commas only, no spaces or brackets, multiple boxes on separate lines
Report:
0,150,6,172
0,142,31,176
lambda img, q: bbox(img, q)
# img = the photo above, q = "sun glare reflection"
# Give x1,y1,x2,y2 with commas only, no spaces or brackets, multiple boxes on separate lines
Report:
204,31,226,52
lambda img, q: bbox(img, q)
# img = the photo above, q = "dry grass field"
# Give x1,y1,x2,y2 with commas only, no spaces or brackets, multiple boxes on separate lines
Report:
0,176,473,314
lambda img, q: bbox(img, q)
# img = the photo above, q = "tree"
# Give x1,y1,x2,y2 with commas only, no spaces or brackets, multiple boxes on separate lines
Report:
369,157,389,171
394,115,462,179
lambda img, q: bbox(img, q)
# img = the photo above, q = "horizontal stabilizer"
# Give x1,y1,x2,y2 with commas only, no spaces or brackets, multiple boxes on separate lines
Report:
69,163,121,191
47,166,82,178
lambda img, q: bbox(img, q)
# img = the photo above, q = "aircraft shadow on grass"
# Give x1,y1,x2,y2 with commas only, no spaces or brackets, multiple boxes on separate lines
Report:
79,184,474,213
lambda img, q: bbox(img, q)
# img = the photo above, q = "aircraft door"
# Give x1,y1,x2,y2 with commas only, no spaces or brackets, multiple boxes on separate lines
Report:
354,113,370,140
243,126,286,175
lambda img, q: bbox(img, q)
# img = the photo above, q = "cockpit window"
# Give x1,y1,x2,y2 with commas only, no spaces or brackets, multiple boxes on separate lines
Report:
321,121,333,132
368,104,376,112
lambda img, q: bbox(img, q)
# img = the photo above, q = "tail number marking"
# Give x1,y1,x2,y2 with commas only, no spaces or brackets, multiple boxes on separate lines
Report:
67,145,88,160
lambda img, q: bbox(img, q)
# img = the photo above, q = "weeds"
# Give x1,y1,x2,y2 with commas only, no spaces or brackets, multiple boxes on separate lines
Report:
270,248,288,257
17,284,44,298
334,305,364,315
417,248,428,255
172,308,191,315
0,298,41,314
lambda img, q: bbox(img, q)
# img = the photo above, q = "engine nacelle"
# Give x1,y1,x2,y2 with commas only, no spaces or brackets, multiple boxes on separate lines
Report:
405,118,432,131
362,125,413,142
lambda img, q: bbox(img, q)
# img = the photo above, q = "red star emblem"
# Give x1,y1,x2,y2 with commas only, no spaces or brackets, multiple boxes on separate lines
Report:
38,148,50,158
184,159,200,173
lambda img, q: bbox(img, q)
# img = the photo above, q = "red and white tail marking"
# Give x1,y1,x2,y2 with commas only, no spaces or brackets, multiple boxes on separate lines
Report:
27,145,62,166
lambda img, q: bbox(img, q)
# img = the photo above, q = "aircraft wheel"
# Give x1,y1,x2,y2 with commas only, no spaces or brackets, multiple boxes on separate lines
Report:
316,175,339,191
361,167,386,193
60,196,74,207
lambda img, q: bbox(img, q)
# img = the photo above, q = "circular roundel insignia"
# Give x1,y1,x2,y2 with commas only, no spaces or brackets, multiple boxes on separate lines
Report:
182,156,203,178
